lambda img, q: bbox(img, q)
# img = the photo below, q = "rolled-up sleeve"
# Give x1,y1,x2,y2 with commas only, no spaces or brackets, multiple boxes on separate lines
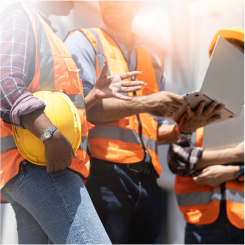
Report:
0,8,45,127
167,138,203,176
64,31,97,96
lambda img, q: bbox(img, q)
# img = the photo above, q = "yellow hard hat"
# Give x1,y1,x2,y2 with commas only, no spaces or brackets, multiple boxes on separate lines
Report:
209,27,244,58
12,91,81,166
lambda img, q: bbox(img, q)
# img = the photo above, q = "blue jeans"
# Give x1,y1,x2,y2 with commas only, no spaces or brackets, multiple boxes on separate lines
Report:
185,200,244,244
86,161,163,244
2,162,111,244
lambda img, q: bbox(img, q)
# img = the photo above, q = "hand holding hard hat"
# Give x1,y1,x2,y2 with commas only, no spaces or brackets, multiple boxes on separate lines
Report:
13,91,81,172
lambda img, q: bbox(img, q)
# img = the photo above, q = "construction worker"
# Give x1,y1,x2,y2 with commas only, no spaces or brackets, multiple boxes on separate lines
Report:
64,1,224,243
0,1,147,244
167,28,244,244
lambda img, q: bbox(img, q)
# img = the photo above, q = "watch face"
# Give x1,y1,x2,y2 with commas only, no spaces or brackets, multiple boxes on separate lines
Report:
44,131,51,139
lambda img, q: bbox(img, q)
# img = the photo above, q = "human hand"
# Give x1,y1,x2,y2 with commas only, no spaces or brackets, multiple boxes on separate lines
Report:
145,91,187,117
94,60,146,101
44,129,78,173
179,101,225,133
193,165,239,187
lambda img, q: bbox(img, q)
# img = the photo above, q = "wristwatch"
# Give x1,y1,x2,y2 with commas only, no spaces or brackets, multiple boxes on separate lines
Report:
174,124,192,139
236,165,244,183
40,125,57,142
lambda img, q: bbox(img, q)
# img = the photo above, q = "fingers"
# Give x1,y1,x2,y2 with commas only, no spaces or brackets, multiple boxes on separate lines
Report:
185,104,192,118
114,92,133,101
98,60,108,79
209,104,225,116
46,163,54,173
202,101,218,116
119,71,143,80
207,115,221,124
195,101,206,116
121,81,146,87
119,86,144,93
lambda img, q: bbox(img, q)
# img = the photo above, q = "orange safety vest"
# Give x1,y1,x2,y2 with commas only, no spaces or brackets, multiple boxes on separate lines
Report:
175,127,244,229
0,2,90,192
66,28,163,176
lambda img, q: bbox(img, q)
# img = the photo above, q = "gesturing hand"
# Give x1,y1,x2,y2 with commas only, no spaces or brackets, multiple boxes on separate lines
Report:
95,60,146,101
179,101,225,133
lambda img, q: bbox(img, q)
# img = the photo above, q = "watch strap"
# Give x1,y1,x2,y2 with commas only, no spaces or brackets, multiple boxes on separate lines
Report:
40,125,57,142
236,165,244,182
174,124,192,139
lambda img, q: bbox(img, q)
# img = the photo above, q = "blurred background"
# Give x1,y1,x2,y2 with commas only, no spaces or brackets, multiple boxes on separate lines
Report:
0,0,244,244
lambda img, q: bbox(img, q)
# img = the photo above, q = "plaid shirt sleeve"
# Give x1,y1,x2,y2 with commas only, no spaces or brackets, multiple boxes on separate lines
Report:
167,138,204,177
0,7,45,127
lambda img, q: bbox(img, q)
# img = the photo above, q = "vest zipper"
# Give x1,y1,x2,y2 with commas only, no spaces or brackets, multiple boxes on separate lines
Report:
99,29,147,160
132,76,146,160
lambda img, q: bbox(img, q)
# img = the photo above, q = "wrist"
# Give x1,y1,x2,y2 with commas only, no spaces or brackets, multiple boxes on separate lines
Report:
43,128,60,146
227,165,240,180
174,124,192,139
134,95,149,113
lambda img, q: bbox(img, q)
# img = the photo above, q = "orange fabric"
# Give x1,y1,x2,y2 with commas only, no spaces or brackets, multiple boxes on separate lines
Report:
0,3,90,194
0,193,7,203
226,180,244,229
77,27,161,175
175,127,220,225
196,127,204,147
175,128,244,227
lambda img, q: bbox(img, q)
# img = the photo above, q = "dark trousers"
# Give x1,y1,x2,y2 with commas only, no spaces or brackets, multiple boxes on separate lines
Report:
86,160,163,244
185,200,244,244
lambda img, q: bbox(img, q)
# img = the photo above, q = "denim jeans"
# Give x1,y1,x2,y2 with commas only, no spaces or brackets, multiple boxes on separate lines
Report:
2,162,111,244
86,161,163,244
185,200,244,244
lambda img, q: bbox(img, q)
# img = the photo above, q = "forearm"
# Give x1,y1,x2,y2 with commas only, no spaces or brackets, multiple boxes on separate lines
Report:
195,148,241,170
224,165,240,180
20,108,53,138
157,124,178,144
86,95,147,123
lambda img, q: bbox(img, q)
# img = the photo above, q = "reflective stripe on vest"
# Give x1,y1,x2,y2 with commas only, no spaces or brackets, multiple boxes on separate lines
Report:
86,28,110,76
24,3,55,90
77,27,161,175
0,2,90,191
176,189,222,206
67,94,86,110
0,135,16,153
148,52,163,91
225,188,244,204
78,136,89,152
175,127,220,225
81,28,162,99
89,125,157,154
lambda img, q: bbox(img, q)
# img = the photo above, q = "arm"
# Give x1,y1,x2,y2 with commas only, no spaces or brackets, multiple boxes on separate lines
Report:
0,10,77,173
86,91,187,123
84,61,146,110
168,139,244,177
193,165,241,187
64,31,187,123
0,9,45,127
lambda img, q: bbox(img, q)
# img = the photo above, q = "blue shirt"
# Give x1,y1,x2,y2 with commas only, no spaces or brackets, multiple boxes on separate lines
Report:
64,23,168,125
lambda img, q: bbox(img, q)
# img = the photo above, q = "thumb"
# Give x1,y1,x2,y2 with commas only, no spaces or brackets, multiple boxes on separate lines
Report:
172,93,188,105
